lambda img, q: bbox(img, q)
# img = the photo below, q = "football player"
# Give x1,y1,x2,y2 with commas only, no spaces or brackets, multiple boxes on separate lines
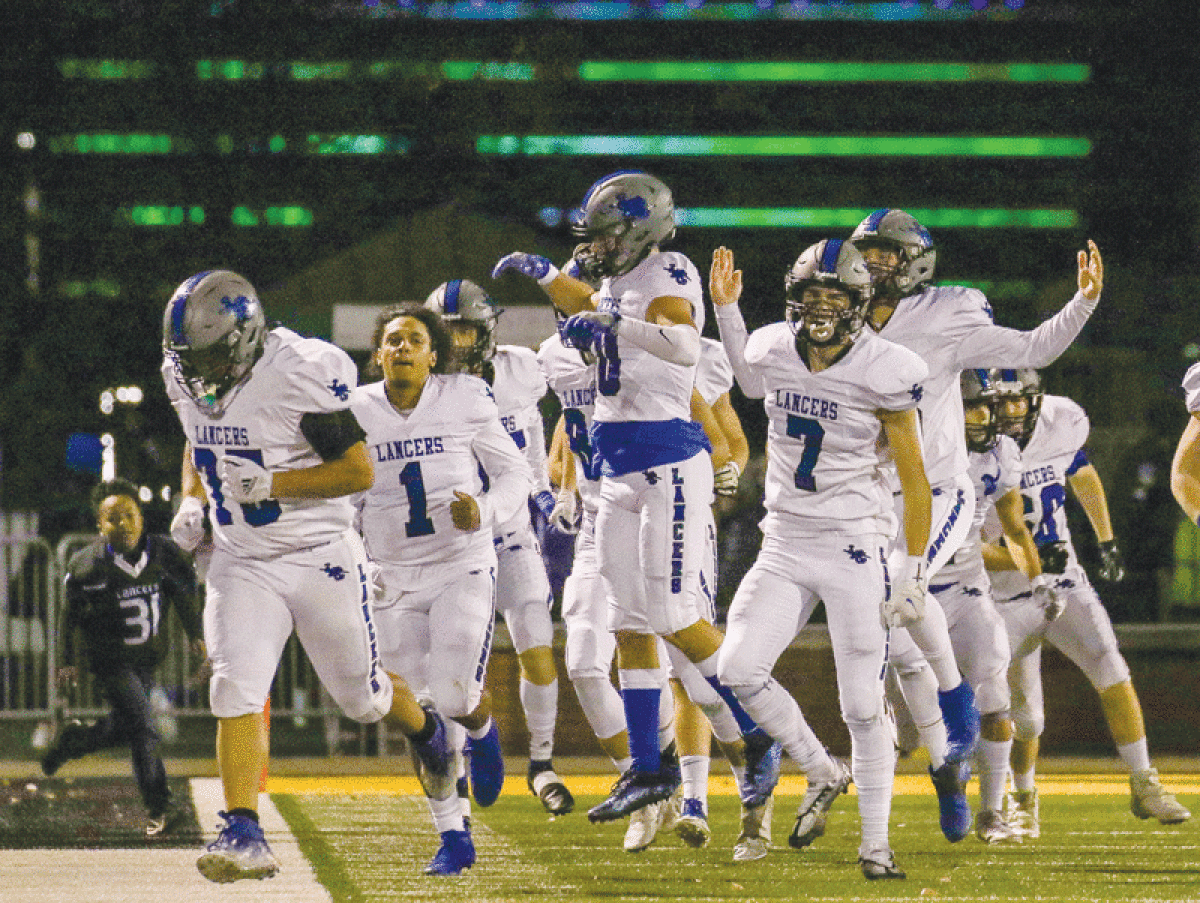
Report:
849,211,1103,840
424,280,575,817
711,239,933,879
352,304,532,875
493,170,782,825
985,369,1190,834
46,478,205,838
1170,362,1200,524
162,271,454,883
929,370,1052,842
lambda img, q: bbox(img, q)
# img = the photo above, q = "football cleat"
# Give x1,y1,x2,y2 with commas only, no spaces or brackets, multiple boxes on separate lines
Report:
1005,788,1040,838
858,846,906,880
465,721,504,808
196,812,280,883
788,757,852,849
623,799,665,852
1130,768,1191,824
588,765,680,823
740,730,783,808
423,829,476,876
145,805,184,838
675,797,711,849
658,784,683,834
929,760,971,843
938,681,981,766
528,761,575,815
974,808,1021,844
409,706,455,801
734,796,774,863
40,720,86,777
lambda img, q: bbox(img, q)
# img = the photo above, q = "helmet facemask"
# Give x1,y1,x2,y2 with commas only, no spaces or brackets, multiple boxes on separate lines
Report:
992,369,1043,447
423,280,499,373
783,239,873,355
960,369,1001,452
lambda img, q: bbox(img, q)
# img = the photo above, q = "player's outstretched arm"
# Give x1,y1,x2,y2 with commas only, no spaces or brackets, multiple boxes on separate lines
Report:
1066,463,1116,543
491,252,597,314
1171,414,1200,525
263,441,375,499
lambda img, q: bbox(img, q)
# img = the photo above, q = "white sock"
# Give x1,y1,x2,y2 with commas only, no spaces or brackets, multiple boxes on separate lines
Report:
572,676,626,742
520,677,559,762
1117,738,1152,773
977,737,1012,812
467,716,494,742
847,715,894,854
680,754,710,808
428,791,465,833
614,755,633,774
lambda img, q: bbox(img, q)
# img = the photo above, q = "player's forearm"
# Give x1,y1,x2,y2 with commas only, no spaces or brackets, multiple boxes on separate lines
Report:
617,316,700,366
1068,465,1115,542
714,305,766,398
544,272,598,315
270,442,374,499
474,430,536,526
958,290,1097,370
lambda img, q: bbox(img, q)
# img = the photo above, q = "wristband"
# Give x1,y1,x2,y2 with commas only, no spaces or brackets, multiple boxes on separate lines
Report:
537,264,561,287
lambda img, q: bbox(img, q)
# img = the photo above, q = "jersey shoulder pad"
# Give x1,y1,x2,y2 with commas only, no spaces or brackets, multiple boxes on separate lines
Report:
273,329,359,412
66,540,106,583
743,322,791,366
857,333,929,402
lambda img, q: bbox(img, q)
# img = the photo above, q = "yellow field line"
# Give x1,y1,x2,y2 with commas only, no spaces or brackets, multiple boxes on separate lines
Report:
266,773,1200,797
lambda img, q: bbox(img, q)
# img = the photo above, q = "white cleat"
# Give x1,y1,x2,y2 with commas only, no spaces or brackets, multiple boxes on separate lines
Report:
1005,788,1040,839
975,808,1021,844
1130,768,1191,824
733,796,773,862
623,799,665,852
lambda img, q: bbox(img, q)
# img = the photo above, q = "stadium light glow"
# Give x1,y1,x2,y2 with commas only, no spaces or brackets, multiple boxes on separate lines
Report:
541,207,1078,229
478,135,1091,158
49,134,173,154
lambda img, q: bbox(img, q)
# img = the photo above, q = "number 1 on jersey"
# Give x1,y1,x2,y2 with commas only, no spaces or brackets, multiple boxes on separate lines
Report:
399,461,435,537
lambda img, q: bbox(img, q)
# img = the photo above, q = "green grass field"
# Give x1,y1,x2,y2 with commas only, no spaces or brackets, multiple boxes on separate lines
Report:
273,783,1200,903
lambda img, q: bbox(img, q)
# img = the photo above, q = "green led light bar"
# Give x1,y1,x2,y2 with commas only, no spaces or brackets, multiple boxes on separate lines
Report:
49,134,173,154
197,60,267,80
478,135,1091,158
232,206,314,227
673,208,1078,228
127,206,205,226
441,61,536,81
58,59,154,79
305,134,411,155
579,61,1089,83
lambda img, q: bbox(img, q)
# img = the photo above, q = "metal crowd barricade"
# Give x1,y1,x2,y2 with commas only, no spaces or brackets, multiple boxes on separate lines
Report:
0,534,52,721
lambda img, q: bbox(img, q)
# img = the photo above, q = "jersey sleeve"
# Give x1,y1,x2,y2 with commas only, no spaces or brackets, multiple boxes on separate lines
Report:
464,378,535,527
696,338,735,405
281,337,360,415
641,252,705,313
1056,396,1091,454
863,342,929,412
951,286,1097,370
156,537,203,641
1184,362,1200,413
714,305,767,399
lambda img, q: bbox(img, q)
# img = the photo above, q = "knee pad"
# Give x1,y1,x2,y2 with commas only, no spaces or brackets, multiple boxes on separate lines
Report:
565,623,615,682
208,674,268,720
504,597,554,654
1011,707,1044,742
1083,650,1131,694
340,679,394,725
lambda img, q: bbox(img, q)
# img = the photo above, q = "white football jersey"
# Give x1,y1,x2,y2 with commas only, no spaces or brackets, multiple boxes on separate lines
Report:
937,435,1022,586
1184,362,1200,413
163,327,361,559
593,249,705,425
351,373,532,578
988,394,1090,600
490,345,551,496
696,337,735,407
875,283,1086,488
538,333,602,513
744,324,928,536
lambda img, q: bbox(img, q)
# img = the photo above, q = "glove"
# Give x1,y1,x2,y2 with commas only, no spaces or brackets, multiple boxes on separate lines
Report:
1037,541,1069,575
1098,540,1126,583
1031,573,1066,622
549,489,581,535
169,495,206,552
714,460,740,497
561,310,620,356
882,556,927,630
219,455,273,504
491,252,559,285
532,489,556,520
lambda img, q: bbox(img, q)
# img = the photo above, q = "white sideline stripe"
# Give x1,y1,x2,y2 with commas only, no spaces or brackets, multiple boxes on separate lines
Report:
0,779,331,903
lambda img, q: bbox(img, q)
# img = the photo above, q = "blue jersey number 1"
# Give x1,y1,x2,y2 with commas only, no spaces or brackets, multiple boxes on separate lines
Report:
399,461,436,537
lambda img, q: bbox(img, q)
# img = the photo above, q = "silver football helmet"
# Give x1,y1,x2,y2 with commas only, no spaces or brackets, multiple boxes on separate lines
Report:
569,170,676,281
784,239,873,348
162,270,266,417
424,279,500,370
992,367,1044,445
961,369,1002,453
850,208,937,296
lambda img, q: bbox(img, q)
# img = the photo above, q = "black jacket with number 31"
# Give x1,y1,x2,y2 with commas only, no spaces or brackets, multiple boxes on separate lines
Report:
63,534,203,674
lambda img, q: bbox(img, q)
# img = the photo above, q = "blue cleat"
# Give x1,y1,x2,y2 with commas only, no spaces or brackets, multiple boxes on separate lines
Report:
587,765,680,823
196,811,280,883
465,720,505,807
410,705,455,801
675,797,711,849
740,730,783,808
929,760,972,843
938,681,981,766
423,829,476,876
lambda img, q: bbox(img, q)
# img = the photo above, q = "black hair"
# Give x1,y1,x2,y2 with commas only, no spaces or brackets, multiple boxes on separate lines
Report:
366,303,454,379
90,478,142,517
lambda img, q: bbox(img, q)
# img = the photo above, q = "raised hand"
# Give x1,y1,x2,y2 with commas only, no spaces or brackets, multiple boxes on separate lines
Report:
1077,239,1102,302
709,246,744,307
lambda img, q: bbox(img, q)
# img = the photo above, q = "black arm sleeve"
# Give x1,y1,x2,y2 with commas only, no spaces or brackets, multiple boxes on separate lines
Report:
157,537,204,641
300,409,368,461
